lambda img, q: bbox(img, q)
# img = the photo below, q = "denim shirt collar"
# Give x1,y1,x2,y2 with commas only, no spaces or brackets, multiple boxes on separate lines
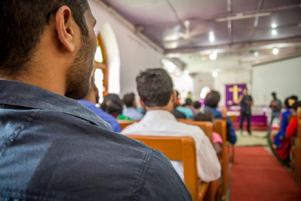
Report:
0,80,111,130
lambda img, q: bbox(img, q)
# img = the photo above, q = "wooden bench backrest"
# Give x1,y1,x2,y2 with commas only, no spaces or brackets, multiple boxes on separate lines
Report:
126,135,199,200
221,106,227,120
118,120,136,130
214,119,228,198
177,119,213,143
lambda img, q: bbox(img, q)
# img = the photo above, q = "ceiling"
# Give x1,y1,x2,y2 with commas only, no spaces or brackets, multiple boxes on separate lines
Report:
101,0,301,73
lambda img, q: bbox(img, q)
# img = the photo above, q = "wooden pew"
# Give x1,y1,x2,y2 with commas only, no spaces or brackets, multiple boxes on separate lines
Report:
118,120,136,130
179,119,228,200
126,135,210,201
177,120,222,200
215,120,228,200
221,107,235,164
177,119,213,143
291,107,301,186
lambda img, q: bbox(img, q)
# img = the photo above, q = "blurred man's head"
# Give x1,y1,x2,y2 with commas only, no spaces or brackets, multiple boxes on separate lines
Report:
272,92,277,99
185,98,193,106
100,94,124,117
204,90,220,108
193,101,201,110
136,68,176,112
194,110,215,128
0,0,96,99
123,93,137,109
243,88,248,95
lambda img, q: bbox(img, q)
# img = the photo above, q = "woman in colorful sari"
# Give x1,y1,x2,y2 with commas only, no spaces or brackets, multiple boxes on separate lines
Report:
274,100,300,160
273,96,298,148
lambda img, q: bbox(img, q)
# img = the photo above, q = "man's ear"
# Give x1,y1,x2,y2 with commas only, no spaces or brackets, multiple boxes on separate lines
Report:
171,91,177,103
56,6,75,52
139,98,146,109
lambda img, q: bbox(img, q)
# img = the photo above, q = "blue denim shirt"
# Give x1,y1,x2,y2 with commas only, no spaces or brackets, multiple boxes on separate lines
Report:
0,80,192,201
204,106,237,144
77,100,121,132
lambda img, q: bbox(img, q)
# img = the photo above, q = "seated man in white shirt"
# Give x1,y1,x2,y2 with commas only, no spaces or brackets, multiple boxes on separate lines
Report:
122,68,221,182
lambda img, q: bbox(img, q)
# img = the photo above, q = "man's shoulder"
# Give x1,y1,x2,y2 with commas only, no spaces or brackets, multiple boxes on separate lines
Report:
206,107,222,118
2,109,187,200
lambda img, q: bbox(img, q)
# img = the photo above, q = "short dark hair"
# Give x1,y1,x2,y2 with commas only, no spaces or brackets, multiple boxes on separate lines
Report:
284,95,298,109
272,92,276,96
194,110,215,124
123,93,135,108
204,90,220,108
100,94,124,115
193,101,201,109
136,68,173,107
292,100,301,110
0,0,89,77
185,98,193,106
194,110,215,129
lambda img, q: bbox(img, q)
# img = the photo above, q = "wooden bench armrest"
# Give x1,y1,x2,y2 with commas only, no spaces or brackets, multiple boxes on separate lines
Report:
198,183,210,200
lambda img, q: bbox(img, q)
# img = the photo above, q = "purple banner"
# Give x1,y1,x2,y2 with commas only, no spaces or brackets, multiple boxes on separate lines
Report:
225,84,246,107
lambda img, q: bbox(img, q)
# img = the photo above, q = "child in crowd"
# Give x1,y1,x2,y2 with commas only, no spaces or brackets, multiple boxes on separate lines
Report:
194,110,223,155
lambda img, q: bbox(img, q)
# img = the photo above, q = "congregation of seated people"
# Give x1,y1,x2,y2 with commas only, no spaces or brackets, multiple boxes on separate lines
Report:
3,1,300,201
270,95,301,164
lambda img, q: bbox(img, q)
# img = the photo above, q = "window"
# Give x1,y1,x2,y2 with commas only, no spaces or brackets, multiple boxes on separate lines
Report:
93,33,108,103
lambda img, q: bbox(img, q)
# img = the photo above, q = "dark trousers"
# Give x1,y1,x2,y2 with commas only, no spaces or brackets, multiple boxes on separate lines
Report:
240,111,251,134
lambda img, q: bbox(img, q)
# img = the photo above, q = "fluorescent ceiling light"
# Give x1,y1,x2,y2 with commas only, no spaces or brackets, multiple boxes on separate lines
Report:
271,30,277,36
271,23,277,28
212,71,218,78
216,12,271,22
209,52,217,60
272,48,279,55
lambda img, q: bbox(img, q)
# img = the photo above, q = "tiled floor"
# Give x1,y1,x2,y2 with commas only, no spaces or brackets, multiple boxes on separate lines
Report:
234,131,268,146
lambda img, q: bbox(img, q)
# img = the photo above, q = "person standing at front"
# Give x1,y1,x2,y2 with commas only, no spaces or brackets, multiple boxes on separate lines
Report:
238,88,253,135
268,92,282,133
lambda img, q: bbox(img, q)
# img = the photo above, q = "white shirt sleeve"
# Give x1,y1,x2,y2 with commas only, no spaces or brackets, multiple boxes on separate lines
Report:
194,130,221,182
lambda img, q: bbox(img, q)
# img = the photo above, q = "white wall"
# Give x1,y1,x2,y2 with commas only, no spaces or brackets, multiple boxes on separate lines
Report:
193,73,215,101
252,56,301,105
172,73,194,103
89,0,163,96
214,70,252,106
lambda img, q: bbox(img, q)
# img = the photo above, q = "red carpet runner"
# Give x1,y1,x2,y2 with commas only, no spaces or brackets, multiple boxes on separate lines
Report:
231,147,301,201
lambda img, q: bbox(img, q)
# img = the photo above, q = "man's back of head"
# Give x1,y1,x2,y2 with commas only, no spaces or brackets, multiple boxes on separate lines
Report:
122,93,136,108
0,0,96,99
204,90,220,108
136,68,175,110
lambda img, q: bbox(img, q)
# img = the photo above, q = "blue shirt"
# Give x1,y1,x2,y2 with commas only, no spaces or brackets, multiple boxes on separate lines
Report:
78,100,121,132
0,80,192,201
176,107,194,119
204,106,237,144
123,107,144,120
273,109,292,148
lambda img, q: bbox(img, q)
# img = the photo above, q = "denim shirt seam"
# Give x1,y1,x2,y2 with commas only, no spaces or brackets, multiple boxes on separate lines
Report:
0,98,104,129
131,147,153,201
0,110,38,158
